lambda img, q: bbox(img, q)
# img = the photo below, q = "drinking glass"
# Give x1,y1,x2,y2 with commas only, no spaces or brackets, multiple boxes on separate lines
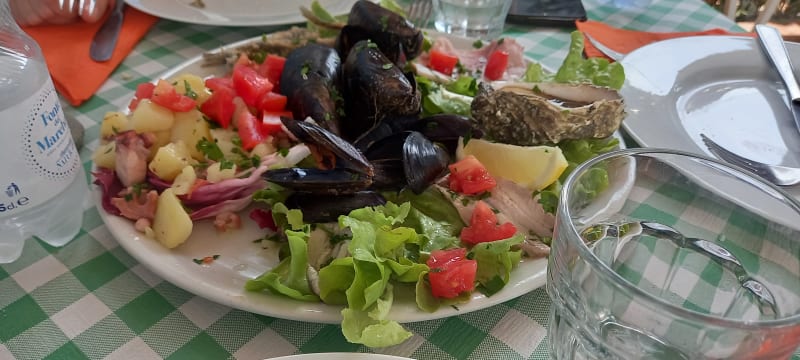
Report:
548,148,800,359
432,0,512,40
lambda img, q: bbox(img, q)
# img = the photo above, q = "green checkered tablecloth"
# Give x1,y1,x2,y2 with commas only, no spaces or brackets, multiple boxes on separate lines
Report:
5,0,797,359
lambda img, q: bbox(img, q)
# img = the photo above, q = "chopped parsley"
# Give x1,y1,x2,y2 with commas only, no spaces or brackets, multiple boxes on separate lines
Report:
472,39,483,49
183,80,198,99
196,138,224,161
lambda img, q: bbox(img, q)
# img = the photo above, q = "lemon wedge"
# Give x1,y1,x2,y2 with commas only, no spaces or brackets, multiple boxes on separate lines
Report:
456,137,568,191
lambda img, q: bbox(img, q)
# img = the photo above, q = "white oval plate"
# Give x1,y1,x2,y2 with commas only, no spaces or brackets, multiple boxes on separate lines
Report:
125,0,357,27
269,354,412,360
95,31,556,324
620,35,800,225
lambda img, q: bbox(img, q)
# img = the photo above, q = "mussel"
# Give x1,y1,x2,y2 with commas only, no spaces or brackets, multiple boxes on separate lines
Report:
280,44,343,134
335,0,424,66
365,131,450,193
340,40,421,141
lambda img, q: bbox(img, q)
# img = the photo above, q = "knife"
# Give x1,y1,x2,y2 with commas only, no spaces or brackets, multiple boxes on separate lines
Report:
90,0,126,62
755,24,800,135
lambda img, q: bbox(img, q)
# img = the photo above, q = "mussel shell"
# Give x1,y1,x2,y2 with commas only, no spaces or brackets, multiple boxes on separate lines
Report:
352,114,419,152
411,114,484,155
341,40,421,141
363,131,449,194
403,132,449,194
280,44,342,134
282,118,374,177
336,0,423,65
263,168,372,195
285,191,387,223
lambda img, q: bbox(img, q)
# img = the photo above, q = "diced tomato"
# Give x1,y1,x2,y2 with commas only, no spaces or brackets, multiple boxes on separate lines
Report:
448,155,496,195
128,82,155,111
232,65,274,107
460,200,517,245
151,79,196,112
262,110,292,135
426,248,477,299
257,54,287,88
429,49,459,76
257,91,287,113
237,106,269,150
249,208,277,231
205,76,234,93
484,50,509,81
200,87,236,128
234,53,256,69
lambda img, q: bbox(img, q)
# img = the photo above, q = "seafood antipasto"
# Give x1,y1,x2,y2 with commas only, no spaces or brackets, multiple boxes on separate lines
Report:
92,0,625,347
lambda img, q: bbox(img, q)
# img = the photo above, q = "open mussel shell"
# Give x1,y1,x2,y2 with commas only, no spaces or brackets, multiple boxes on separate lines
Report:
365,131,449,194
411,114,484,155
282,118,374,177
285,191,387,223
263,168,372,195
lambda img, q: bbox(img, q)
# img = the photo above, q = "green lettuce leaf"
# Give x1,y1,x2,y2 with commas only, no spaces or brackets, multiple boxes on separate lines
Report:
341,285,413,347
469,234,525,296
553,31,625,90
271,202,305,231
245,227,320,302
318,257,356,305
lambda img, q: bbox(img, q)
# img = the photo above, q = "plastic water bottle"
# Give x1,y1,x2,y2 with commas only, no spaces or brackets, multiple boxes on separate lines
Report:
0,0,87,263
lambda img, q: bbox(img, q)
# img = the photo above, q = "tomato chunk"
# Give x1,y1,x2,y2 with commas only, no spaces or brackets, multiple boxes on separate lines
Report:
151,79,196,112
427,248,477,299
484,50,509,81
199,86,236,128
129,82,155,111
232,65,274,108
258,91,287,113
205,76,234,93
429,49,459,76
258,54,287,88
460,200,517,245
236,106,270,150
448,155,496,195
262,110,292,135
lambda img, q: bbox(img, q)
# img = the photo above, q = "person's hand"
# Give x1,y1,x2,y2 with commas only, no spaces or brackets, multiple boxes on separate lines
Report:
10,0,114,26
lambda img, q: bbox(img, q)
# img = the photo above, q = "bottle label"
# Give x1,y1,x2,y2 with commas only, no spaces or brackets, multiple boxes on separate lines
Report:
0,79,79,216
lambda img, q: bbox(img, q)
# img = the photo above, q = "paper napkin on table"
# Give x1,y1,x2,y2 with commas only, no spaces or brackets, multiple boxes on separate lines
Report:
22,7,159,107
575,20,753,60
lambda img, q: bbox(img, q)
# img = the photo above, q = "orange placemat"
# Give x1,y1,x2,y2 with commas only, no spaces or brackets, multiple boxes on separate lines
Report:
23,7,159,106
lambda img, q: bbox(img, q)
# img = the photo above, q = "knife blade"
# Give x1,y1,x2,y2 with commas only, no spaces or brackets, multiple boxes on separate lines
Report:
755,24,800,135
89,0,126,62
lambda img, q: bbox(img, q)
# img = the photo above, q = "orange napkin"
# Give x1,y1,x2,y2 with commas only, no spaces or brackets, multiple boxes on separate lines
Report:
22,7,159,107
575,20,753,60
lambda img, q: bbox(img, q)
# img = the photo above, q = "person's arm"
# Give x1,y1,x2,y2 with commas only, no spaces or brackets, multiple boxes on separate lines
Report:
10,0,113,26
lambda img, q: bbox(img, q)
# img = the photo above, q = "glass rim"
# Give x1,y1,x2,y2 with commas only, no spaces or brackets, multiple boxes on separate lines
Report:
557,147,800,329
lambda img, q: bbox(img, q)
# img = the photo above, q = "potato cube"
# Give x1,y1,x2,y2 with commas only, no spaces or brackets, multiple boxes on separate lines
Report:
148,130,172,161
149,141,192,181
206,162,237,183
171,109,212,161
210,128,238,159
100,111,129,139
170,73,211,105
91,142,116,169
152,188,193,249
171,165,197,196
130,99,174,133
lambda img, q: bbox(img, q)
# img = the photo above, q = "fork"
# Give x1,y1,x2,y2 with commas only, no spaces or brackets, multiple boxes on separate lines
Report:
406,0,433,29
700,134,800,186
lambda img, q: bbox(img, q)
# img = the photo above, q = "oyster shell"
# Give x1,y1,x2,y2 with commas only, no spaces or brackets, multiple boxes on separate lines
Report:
470,82,626,145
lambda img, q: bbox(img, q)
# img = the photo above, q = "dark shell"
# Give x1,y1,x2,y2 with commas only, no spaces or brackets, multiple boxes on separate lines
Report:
263,168,372,195
352,114,419,153
282,118,374,177
403,132,449,194
341,40,421,141
363,131,449,194
280,44,342,134
285,191,387,223
410,114,484,155
335,0,424,65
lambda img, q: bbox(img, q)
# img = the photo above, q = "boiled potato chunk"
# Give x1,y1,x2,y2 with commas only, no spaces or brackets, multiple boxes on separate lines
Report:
100,112,129,138
91,142,116,169
171,109,211,160
171,165,197,195
152,188,193,249
149,141,193,181
206,162,237,183
210,128,238,159
130,99,174,133
170,73,211,105
148,130,172,161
